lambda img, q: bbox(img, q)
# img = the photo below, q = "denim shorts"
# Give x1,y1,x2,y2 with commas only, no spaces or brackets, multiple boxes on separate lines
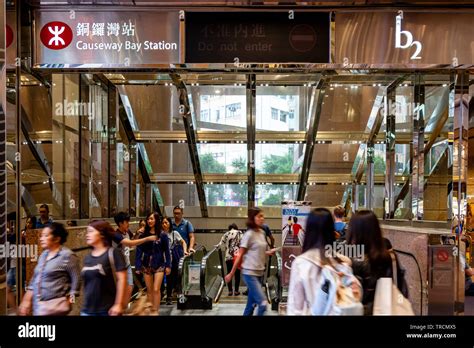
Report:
80,311,109,316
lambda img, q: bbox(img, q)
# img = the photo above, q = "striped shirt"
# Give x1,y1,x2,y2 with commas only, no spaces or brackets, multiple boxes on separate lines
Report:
27,246,81,302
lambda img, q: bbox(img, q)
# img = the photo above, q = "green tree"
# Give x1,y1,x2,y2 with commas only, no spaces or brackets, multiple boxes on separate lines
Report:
200,153,225,205
231,157,247,174
231,157,247,204
374,155,386,175
262,193,282,205
262,152,293,174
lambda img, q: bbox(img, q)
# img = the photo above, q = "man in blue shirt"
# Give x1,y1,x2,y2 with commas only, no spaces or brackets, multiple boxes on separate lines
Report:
172,205,195,252
35,204,53,229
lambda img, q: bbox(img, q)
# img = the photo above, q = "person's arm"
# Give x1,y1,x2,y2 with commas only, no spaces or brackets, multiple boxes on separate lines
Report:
466,267,474,277
121,235,156,247
287,260,305,315
18,290,34,316
109,271,127,316
163,235,171,275
189,232,195,252
269,233,275,248
181,239,188,255
224,247,247,283
67,253,81,303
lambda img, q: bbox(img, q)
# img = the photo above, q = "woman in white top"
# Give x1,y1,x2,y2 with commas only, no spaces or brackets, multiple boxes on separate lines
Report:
225,208,277,316
287,208,362,315
220,223,243,296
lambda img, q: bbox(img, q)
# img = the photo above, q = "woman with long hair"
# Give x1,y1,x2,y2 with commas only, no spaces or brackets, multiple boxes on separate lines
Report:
81,220,127,316
19,222,81,316
287,208,361,315
225,208,277,316
347,210,408,315
135,212,171,315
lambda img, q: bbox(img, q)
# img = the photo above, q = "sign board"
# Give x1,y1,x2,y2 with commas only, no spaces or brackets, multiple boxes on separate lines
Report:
34,10,180,67
188,263,201,285
335,11,474,65
281,201,311,287
5,11,16,69
185,12,330,63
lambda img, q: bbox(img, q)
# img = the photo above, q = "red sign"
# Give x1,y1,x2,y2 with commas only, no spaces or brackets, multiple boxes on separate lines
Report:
40,21,73,50
289,24,317,53
437,250,449,262
6,25,14,48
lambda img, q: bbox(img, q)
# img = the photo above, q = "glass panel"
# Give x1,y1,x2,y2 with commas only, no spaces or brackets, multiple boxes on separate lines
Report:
256,184,297,206
144,143,193,174
197,144,247,174
256,144,302,174
204,184,247,206
191,85,247,131
157,184,199,208
306,184,348,207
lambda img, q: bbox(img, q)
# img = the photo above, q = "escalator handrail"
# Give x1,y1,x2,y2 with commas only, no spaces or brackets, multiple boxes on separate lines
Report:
393,248,423,315
200,243,225,301
177,244,206,294
275,251,283,301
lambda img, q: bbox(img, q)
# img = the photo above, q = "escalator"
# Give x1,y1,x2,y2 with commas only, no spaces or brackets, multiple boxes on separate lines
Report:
265,252,282,311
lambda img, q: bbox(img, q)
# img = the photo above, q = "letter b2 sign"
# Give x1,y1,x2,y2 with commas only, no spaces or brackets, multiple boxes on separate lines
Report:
395,13,422,60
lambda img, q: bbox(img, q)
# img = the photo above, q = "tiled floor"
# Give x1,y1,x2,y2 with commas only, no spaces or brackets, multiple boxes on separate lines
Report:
159,302,279,316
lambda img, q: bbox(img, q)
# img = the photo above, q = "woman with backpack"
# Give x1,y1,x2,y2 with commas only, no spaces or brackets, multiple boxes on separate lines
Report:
347,210,409,315
225,208,277,316
81,220,127,316
135,212,171,315
161,217,188,305
220,223,243,296
287,208,362,315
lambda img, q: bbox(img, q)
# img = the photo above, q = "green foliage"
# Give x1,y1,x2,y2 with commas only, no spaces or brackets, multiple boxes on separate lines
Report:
200,153,226,173
262,193,282,206
262,152,293,174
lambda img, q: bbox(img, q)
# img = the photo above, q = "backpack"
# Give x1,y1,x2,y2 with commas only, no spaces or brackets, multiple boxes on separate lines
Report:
299,254,363,316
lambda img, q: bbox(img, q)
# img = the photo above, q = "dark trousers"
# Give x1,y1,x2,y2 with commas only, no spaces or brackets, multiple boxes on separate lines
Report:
164,264,179,299
226,260,241,293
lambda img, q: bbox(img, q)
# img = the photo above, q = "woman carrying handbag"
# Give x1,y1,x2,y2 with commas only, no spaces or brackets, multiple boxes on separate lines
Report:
19,223,81,316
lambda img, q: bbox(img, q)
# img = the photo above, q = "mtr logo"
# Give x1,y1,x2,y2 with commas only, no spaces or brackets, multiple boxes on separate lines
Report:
40,21,73,49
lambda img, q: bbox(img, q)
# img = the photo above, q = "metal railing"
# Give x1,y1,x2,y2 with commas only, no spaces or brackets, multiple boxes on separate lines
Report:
393,248,424,315
200,243,225,305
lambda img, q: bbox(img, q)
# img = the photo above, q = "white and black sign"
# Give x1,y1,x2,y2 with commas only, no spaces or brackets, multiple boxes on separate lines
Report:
185,12,330,64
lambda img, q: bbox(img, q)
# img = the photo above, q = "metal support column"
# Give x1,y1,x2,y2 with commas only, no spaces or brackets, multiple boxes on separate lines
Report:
366,141,375,210
170,73,208,217
411,75,425,220
247,74,256,208
385,87,397,218
0,0,7,316
297,78,326,201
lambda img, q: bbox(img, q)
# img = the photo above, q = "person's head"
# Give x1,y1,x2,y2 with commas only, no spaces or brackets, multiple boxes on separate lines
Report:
247,207,264,230
161,217,172,232
114,212,130,232
26,216,37,230
145,212,161,235
86,220,116,248
293,216,298,224
39,204,50,220
333,205,345,220
40,222,68,249
302,208,336,253
139,219,146,229
228,223,238,231
347,210,388,266
173,205,183,222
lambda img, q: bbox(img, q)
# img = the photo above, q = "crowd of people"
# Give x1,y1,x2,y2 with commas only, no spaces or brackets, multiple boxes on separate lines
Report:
7,201,474,317
13,205,196,316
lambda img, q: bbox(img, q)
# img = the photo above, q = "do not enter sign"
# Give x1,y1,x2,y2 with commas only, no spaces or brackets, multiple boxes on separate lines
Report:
437,249,449,262
289,24,317,52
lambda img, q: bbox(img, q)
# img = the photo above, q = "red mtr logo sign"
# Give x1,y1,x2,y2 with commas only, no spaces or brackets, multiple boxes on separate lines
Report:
6,25,14,48
40,21,73,50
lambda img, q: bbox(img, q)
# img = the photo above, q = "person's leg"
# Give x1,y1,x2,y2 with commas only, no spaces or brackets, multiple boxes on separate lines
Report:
243,274,259,316
226,260,233,294
466,283,474,296
7,268,16,311
123,267,134,310
153,271,165,313
234,267,241,294
254,276,268,316
143,273,154,304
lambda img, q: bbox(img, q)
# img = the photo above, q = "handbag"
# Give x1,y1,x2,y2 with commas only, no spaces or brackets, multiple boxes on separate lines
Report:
373,252,414,315
35,250,72,316
170,232,184,267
